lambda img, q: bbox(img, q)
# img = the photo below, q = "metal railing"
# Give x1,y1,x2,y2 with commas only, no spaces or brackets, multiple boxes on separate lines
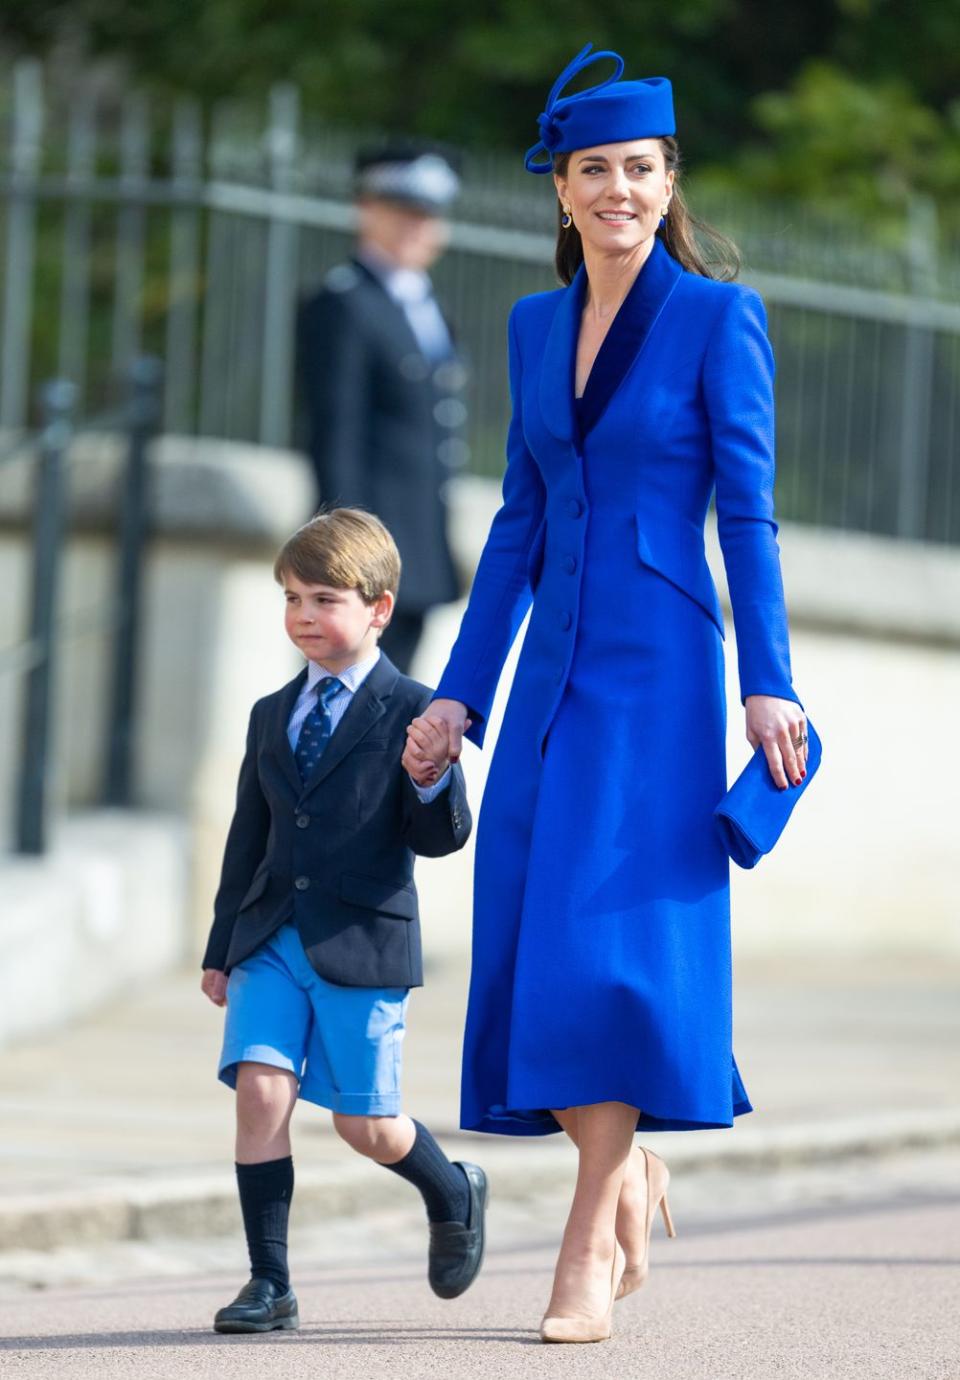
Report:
1,59,958,543
0,360,161,853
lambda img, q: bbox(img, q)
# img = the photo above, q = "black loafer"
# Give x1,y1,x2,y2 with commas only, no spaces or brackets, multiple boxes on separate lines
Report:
213,1277,300,1333
428,1161,488,1299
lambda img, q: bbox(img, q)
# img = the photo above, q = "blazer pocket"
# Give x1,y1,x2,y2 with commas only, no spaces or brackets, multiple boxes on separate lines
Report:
351,739,391,752
525,515,547,592
339,871,417,921
238,866,270,911
635,510,725,638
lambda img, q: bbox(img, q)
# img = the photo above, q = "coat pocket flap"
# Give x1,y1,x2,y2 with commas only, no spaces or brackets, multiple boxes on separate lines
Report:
339,871,417,920
635,511,725,638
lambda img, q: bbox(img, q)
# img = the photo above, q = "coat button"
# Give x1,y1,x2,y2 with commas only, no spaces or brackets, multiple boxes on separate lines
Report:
295,814,310,829
294,876,310,891
562,554,577,574
559,611,573,630
567,498,584,518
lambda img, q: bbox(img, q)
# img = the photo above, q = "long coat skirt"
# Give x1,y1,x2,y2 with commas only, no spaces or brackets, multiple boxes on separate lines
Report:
434,239,802,1136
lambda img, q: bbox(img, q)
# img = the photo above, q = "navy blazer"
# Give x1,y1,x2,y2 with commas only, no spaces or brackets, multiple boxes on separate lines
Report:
297,259,466,613
202,653,471,988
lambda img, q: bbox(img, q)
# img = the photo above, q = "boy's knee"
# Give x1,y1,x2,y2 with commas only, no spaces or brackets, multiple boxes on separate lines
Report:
235,1062,296,1128
332,1112,393,1157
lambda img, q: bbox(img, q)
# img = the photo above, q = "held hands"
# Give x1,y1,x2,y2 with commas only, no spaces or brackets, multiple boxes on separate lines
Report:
403,698,471,786
745,695,809,790
201,969,228,1007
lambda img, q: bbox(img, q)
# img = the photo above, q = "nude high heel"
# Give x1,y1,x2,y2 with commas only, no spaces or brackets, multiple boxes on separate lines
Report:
539,1243,625,1344
615,1146,677,1302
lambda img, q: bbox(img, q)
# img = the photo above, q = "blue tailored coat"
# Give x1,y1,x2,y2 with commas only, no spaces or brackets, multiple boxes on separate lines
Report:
434,238,802,1136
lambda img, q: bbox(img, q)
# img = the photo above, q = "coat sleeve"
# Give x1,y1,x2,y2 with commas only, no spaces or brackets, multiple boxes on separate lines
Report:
432,301,547,747
297,288,374,509
704,288,801,707
201,705,271,971
400,760,472,857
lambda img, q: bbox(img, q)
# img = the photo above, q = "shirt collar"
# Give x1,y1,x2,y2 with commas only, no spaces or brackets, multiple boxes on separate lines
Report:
305,647,381,696
357,247,431,305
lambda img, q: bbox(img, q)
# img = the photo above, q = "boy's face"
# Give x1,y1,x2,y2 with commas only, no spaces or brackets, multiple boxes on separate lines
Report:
282,574,394,672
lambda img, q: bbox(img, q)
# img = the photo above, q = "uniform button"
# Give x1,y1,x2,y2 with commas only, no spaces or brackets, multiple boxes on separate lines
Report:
567,498,584,518
294,876,310,892
559,611,573,631
562,554,577,574
295,814,310,829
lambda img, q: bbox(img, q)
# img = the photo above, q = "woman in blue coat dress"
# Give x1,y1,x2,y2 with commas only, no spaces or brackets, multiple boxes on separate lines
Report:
406,44,810,1342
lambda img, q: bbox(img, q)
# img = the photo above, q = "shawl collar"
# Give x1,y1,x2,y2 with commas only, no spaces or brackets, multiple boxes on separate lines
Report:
539,239,684,444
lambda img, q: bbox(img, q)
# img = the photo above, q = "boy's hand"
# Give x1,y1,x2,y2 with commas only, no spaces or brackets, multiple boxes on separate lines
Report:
201,969,228,1007
403,714,460,786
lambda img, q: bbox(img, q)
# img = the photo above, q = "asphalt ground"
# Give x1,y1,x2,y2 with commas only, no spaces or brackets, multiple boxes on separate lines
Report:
2,1149,958,1380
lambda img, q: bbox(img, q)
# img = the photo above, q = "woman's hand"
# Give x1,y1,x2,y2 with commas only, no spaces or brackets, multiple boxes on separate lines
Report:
420,698,471,764
744,695,808,789
403,716,453,786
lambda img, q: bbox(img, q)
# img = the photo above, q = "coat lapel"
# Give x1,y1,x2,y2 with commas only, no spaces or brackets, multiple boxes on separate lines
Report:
577,240,684,437
297,653,399,799
539,262,587,444
269,668,310,797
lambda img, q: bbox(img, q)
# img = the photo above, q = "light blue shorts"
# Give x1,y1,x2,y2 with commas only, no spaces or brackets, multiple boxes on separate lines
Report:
218,923,408,1116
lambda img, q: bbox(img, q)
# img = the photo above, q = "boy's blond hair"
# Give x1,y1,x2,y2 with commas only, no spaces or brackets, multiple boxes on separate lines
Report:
273,507,401,603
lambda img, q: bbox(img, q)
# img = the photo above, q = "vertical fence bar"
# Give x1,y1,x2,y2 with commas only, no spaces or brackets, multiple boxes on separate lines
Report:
0,61,44,431
259,83,300,448
897,196,938,539
15,379,77,854
163,98,203,434
110,92,149,378
57,85,96,408
102,356,162,807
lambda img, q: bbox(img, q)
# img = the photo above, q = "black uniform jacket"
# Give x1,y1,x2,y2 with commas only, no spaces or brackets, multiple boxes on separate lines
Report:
202,654,471,988
297,258,467,612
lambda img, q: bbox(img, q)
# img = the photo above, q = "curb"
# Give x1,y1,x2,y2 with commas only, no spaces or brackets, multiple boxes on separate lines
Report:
3,1109,959,1254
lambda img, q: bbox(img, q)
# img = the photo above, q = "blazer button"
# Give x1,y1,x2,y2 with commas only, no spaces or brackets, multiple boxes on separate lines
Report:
295,814,310,829
294,876,310,891
562,554,577,574
567,497,584,518
559,610,573,630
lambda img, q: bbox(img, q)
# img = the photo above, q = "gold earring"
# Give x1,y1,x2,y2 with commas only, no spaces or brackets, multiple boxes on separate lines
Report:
561,204,573,229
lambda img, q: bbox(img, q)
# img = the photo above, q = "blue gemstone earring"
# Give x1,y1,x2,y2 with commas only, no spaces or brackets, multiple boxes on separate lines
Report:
561,205,572,229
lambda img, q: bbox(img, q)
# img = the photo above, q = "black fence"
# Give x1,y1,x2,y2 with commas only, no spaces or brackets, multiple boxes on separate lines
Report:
0,359,161,854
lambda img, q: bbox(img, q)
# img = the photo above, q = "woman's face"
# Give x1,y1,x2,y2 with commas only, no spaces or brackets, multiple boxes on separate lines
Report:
554,139,674,258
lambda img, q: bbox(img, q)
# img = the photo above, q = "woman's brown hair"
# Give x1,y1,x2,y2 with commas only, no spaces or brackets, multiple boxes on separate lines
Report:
553,137,740,285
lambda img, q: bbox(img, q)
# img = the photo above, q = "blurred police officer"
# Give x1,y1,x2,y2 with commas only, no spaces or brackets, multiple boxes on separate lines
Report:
297,143,469,673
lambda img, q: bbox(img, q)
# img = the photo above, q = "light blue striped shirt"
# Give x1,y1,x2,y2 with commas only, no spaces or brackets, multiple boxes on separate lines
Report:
287,648,450,801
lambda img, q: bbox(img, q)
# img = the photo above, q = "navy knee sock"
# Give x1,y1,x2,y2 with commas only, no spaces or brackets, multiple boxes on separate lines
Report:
382,1120,469,1225
235,1155,294,1290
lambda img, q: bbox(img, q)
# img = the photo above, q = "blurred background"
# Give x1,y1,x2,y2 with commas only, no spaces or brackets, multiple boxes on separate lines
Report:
0,2,957,1353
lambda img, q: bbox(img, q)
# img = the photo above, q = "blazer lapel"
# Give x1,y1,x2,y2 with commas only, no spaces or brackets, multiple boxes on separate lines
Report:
539,262,587,444
577,240,684,437
297,654,399,799
269,668,309,797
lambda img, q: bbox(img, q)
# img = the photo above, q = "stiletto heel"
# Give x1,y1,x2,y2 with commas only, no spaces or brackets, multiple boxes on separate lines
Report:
660,1192,676,1239
615,1147,677,1301
539,1243,625,1344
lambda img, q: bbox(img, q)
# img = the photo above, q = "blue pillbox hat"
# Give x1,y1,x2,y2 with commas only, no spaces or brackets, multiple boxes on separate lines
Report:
525,43,676,173
713,719,823,870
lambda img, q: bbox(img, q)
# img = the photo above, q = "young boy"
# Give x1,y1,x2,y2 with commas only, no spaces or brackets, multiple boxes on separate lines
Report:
201,507,484,1334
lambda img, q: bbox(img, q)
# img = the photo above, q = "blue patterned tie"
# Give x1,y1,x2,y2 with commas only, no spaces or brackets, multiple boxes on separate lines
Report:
294,676,344,784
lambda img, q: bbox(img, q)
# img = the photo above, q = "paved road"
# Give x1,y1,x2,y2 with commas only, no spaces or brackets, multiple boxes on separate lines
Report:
3,1153,958,1379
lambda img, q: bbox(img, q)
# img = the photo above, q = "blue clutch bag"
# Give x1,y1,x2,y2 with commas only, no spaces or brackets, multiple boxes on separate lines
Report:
713,718,822,870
